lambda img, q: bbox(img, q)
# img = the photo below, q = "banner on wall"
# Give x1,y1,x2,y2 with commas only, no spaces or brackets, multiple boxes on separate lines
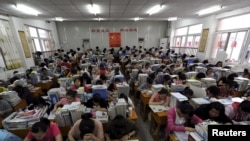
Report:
109,32,121,47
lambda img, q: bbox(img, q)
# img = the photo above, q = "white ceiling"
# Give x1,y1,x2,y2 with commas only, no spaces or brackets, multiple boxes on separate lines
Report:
0,0,250,21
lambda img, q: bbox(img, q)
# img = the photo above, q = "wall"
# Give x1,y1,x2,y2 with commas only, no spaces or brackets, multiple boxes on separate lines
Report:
0,15,60,80
56,21,167,51
171,6,250,62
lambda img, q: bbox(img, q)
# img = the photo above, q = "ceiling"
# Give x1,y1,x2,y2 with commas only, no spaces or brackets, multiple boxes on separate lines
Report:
0,0,250,21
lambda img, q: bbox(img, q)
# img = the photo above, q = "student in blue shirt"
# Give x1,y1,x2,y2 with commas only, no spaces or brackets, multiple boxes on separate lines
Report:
0,129,22,141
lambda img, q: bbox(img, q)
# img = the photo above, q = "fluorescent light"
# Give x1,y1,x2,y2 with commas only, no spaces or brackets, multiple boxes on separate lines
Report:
147,5,164,15
168,17,178,21
87,4,100,15
96,17,103,21
197,5,223,16
55,17,63,21
134,17,140,21
15,4,40,16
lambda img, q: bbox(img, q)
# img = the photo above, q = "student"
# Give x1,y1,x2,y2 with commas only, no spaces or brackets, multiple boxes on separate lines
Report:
0,98,13,118
24,118,62,141
68,113,104,141
219,80,238,97
194,102,233,125
0,129,22,141
71,77,83,91
166,101,202,138
104,115,137,141
149,88,170,106
53,90,80,112
225,100,250,124
182,87,194,100
119,93,135,109
84,93,109,112
107,78,121,95
28,96,53,115
206,85,221,101
136,77,154,99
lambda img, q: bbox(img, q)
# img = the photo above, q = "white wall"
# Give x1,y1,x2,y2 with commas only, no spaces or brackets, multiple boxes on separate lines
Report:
171,7,250,62
0,15,60,80
56,21,167,51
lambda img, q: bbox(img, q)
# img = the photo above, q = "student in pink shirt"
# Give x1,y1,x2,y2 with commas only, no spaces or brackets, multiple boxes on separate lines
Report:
53,89,80,112
166,101,203,139
24,118,62,141
149,88,170,106
68,113,104,141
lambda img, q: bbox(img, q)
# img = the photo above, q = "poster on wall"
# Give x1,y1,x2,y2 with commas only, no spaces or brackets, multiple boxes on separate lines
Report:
18,31,31,58
109,32,121,47
199,28,209,52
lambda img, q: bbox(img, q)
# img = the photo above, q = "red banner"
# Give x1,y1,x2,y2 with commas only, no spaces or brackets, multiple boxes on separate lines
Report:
109,32,121,47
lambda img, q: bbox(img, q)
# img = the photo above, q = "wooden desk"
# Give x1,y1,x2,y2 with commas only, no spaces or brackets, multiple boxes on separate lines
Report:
140,93,151,121
127,109,138,123
34,80,52,93
30,87,43,97
12,99,27,111
150,111,167,141
111,136,141,141
169,133,180,141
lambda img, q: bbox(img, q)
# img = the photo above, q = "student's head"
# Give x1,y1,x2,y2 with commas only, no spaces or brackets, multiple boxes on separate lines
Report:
146,77,153,85
158,88,169,99
227,80,238,90
114,78,121,84
66,89,77,104
32,96,46,108
183,87,193,99
215,61,223,67
239,100,250,114
96,80,103,85
112,114,127,129
92,93,102,106
177,101,194,119
227,73,238,82
31,118,50,140
79,113,94,138
196,72,206,80
208,102,225,119
206,85,220,98
74,77,82,87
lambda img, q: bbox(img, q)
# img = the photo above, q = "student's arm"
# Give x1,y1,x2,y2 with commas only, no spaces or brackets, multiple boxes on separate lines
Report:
52,101,61,112
148,93,164,105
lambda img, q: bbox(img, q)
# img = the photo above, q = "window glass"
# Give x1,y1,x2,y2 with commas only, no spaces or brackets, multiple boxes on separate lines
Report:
38,29,49,38
189,24,202,34
29,27,38,37
175,27,188,36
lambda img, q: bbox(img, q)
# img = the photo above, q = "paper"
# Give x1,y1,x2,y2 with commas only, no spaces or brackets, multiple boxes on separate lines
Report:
48,112,55,120
149,105,169,113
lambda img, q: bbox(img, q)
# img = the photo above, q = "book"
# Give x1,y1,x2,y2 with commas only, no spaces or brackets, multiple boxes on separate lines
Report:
188,132,203,141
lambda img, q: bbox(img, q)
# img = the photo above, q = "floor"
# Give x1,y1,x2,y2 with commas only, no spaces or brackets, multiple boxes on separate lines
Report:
134,99,166,141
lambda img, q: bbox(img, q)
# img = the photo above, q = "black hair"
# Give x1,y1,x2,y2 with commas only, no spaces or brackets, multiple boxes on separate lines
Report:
158,88,169,95
66,89,77,98
114,78,121,83
32,96,46,107
146,77,153,84
110,115,127,138
209,102,225,114
79,113,94,138
119,93,128,104
92,93,102,104
96,80,103,85
177,101,194,117
183,87,193,97
227,73,238,82
239,100,250,113
207,85,220,96
196,72,206,79
31,118,50,133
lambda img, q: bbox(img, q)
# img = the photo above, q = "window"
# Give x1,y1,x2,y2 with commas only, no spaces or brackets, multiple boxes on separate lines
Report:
173,24,202,48
27,26,55,52
212,14,250,62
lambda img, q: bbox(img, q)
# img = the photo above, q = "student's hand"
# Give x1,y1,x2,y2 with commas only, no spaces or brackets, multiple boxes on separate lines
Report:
120,134,129,141
159,100,165,105
185,127,196,132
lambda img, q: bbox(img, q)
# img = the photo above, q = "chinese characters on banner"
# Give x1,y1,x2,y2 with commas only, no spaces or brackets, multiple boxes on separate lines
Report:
120,28,137,32
109,32,121,47
91,29,109,32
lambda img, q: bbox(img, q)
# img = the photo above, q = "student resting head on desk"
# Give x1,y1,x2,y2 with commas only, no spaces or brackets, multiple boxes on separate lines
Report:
166,101,203,138
52,89,80,112
149,88,170,106
194,102,233,125
68,113,104,141
24,118,63,141
104,115,137,141
84,93,109,112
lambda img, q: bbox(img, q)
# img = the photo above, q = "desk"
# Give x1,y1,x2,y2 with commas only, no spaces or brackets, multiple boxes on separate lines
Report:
111,136,141,141
169,133,179,141
150,111,167,141
140,93,151,121
133,82,138,103
30,87,42,97
127,109,138,123
34,80,52,95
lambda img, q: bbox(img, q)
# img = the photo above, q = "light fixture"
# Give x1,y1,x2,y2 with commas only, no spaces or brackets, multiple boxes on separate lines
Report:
147,4,164,15
197,5,223,16
167,17,178,21
55,17,63,22
134,17,140,21
96,17,103,21
15,4,40,16
87,4,100,15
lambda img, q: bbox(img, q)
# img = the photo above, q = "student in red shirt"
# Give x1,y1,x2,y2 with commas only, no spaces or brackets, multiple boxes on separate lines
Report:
24,118,62,141
149,88,170,106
